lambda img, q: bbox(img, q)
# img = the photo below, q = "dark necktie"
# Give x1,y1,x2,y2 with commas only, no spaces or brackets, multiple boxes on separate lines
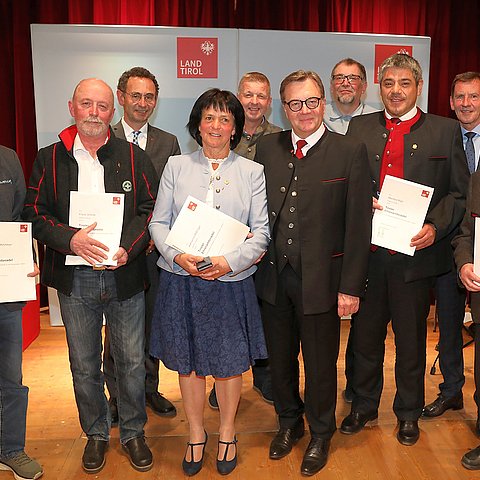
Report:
295,139,307,159
465,131,476,174
132,130,141,146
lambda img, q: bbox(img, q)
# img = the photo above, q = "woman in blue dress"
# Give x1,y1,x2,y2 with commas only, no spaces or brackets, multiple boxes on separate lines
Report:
149,88,270,476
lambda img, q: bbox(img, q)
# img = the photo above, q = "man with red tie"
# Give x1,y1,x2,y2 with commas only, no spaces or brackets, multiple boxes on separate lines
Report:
254,70,372,475
340,53,469,446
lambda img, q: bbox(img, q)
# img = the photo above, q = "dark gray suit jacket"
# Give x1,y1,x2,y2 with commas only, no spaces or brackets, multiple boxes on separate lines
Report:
112,120,181,177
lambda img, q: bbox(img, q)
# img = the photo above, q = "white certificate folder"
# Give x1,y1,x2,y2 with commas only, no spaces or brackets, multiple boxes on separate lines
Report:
66,192,125,266
372,175,434,256
165,195,250,256
0,222,36,302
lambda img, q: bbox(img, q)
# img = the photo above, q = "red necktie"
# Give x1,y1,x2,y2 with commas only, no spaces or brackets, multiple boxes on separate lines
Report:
295,139,307,159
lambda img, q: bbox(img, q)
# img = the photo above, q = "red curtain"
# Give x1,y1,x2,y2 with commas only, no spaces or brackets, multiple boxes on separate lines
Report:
2,0,480,179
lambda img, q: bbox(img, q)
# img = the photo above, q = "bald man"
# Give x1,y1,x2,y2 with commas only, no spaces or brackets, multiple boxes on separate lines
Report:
23,78,158,473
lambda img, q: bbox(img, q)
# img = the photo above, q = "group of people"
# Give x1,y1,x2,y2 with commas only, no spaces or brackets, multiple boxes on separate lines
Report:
3,52,480,479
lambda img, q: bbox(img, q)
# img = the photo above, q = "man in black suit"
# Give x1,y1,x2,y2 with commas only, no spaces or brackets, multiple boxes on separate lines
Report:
104,67,180,421
255,70,372,476
340,54,469,446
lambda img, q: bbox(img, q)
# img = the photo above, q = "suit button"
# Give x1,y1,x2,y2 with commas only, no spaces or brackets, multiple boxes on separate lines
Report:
216,188,220,193
271,211,276,217
287,239,293,245
382,133,387,139
269,261,275,265
216,175,221,180
288,162,294,169
215,205,220,209
280,186,286,193
291,191,297,197
375,155,380,161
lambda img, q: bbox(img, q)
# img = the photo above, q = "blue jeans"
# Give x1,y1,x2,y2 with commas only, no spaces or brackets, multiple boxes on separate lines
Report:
0,305,28,457
58,268,146,443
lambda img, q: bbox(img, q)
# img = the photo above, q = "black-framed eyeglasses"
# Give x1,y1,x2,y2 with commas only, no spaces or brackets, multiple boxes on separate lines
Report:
331,74,363,84
284,97,322,112
121,91,156,104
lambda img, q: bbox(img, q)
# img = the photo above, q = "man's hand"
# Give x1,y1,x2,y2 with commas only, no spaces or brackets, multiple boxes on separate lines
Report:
108,247,128,270
459,263,480,292
27,263,40,277
70,222,109,265
372,196,383,213
146,239,156,255
338,293,360,317
410,223,436,251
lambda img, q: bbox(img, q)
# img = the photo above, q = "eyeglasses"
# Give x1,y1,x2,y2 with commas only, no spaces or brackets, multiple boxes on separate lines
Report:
284,97,322,112
331,74,363,84
121,91,156,104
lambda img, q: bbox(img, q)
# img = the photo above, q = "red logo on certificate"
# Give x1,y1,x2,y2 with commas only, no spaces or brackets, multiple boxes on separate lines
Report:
113,197,121,205
188,201,197,211
421,190,430,198
177,37,218,79
374,44,413,83
20,224,28,232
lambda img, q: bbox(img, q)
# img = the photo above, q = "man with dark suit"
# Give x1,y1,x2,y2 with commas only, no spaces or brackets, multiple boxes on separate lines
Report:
255,70,372,476
340,54,469,446
104,67,180,422
423,72,480,420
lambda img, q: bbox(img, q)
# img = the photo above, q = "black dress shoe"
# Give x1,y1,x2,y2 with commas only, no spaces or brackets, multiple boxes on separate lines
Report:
300,438,330,476
109,397,119,427
340,411,378,435
269,418,305,459
422,392,463,418
397,420,419,446
122,437,153,472
462,445,480,470
146,392,177,417
208,385,219,410
82,439,108,473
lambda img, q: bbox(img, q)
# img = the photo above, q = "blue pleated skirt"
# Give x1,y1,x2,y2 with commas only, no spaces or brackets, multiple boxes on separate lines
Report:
150,270,267,378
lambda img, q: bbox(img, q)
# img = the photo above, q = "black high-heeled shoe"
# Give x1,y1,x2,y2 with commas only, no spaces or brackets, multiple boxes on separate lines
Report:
216,436,238,475
182,431,208,476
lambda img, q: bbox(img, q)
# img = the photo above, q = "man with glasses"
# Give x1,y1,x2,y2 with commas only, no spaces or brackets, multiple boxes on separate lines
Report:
324,58,377,135
105,67,180,423
340,54,469,446
254,70,372,475
324,58,378,405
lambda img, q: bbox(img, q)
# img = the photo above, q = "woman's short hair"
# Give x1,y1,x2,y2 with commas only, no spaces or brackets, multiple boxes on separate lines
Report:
187,88,245,149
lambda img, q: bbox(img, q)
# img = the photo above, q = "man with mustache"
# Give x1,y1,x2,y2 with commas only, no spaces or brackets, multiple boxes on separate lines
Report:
104,67,180,423
23,78,158,473
340,54,469,445
324,58,377,135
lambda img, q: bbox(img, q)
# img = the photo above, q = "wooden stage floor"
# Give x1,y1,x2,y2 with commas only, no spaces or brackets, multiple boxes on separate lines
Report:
12,309,480,479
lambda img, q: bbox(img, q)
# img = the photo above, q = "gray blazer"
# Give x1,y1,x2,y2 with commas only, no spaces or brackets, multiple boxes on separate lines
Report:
112,120,181,177
149,150,270,281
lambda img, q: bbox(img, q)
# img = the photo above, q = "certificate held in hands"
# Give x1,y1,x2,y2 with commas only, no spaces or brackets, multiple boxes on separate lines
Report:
66,192,125,266
165,195,250,256
372,175,434,256
0,222,36,302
